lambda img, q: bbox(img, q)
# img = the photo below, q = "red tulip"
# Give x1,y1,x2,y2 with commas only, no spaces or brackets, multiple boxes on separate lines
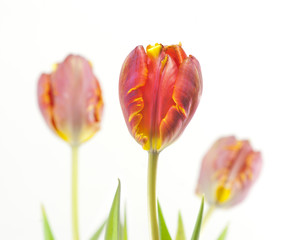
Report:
196,136,262,207
119,43,203,151
38,55,103,146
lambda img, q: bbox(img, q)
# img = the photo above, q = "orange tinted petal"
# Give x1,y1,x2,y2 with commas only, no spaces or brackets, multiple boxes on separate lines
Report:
165,45,187,66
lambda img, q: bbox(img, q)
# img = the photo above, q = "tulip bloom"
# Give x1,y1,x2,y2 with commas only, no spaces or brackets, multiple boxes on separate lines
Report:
196,136,262,208
119,43,202,240
38,54,103,146
119,43,202,152
37,55,103,240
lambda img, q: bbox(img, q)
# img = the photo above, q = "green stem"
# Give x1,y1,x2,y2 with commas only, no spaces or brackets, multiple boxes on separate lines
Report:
202,205,215,230
72,146,79,240
147,151,159,240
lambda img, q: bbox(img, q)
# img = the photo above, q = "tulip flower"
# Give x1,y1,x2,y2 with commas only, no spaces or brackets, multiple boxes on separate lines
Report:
37,55,103,240
119,43,203,240
196,136,262,228
38,54,103,147
119,43,202,152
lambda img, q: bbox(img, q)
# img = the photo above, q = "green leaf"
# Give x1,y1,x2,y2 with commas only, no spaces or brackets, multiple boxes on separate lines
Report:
175,212,186,240
190,196,204,240
122,208,128,240
41,205,55,240
157,201,172,240
105,180,121,240
217,225,229,240
119,221,123,240
90,220,106,240
119,208,127,240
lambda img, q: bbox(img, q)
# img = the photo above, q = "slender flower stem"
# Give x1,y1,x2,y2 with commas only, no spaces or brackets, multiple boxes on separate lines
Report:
72,146,79,240
147,151,160,240
202,205,215,230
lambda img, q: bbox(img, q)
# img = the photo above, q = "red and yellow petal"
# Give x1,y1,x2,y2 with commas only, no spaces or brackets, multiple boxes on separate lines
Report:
119,46,149,148
173,56,203,119
165,44,187,66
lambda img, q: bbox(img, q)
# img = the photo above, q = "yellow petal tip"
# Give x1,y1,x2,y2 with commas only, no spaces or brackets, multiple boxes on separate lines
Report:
146,43,162,58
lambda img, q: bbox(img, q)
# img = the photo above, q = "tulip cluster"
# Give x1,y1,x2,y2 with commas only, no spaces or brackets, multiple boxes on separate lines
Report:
37,44,262,240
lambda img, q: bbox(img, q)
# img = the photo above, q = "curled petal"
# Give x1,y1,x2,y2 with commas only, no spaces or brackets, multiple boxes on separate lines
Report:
165,44,187,66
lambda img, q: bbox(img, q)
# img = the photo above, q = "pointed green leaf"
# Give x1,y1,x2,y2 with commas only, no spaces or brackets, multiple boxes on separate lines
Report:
41,205,55,240
119,207,127,240
90,220,106,240
105,180,121,240
191,197,204,240
119,221,123,240
157,201,172,240
217,225,228,240
122,207,128,240
175,212,186,240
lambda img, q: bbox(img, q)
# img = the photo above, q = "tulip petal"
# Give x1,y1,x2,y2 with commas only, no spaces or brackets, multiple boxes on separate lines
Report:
160,106,183,149
119,46,149,147
226,151,262,207
173,56,202,119
38,73,68,141
38,74,54,129
141,51,179,150
156,55,179,126
165,45,187,66
159,56,202,149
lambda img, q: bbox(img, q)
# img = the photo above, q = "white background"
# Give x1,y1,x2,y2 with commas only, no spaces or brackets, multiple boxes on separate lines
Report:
0,0,284,239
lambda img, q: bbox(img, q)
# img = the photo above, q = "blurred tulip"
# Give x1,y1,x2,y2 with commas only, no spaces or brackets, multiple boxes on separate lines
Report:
119,43,202,152
38,55,103,240
38,55,103,146
196,136,262,208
